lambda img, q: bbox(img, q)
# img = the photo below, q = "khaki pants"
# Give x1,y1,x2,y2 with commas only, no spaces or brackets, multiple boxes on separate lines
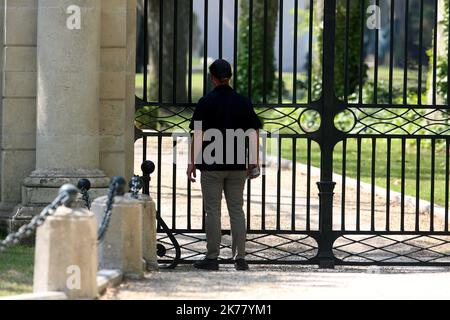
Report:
200,170,247,260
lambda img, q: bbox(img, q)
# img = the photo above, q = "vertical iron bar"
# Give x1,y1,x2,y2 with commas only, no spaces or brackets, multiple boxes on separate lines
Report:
417,0,424,105
173,0,178,104
247,179,251,230
430,139,435,232
143,0,149,101
142,135,147,163
432,0,438,105
292,138,297,231
446,139,449,232
248,0,253,98
371,138,376,231
356,137,361,231
187,178,192,230
234,0,238,88
386,138,391,231
306,138,311,231
416,138,420,231
293,0,298,104
448,0,450,104
278,0,284,104
188,0,193,103
308,0,313,103
172,138,177,229
341,139,347,231
358,0,365,104
202,203,206,231
403,0,409,105
343,0,350,102
263,0,268,104
374,0,379,104
276,137,282,230
157,136,162,221
261,134,266,230
203,0,208,96
158,0,163,101
401,138,406,231
219,0,223,59
389,0,395,104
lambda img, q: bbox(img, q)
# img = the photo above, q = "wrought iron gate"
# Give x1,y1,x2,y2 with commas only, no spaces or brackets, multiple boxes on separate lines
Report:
135,0,450,267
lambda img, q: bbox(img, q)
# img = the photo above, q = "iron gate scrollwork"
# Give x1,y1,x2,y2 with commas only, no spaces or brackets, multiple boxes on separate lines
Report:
136,0,450,267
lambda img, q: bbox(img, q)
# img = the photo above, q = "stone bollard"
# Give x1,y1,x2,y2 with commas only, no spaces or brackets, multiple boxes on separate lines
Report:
126,193,158,270
33,187,97,299
92,194,144,279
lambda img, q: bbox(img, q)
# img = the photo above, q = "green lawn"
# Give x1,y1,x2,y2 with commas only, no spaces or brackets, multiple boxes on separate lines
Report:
0,239,34,297
280,138,448,207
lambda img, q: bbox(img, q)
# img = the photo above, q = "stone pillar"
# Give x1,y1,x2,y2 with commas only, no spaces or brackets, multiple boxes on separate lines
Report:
126,193,158,270
14,0,109,223
92,195,144,279
33,205,98,299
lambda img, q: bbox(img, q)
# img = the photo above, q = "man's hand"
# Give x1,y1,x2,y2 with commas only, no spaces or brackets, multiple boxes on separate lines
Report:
247,164,260,180
187,164,197,183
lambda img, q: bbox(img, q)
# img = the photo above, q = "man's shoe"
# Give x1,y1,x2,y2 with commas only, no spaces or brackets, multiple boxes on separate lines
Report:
234,259,249,271
193,258,219,270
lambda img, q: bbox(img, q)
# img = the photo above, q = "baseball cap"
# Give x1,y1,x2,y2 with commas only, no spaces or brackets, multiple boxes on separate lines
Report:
209,59,233,81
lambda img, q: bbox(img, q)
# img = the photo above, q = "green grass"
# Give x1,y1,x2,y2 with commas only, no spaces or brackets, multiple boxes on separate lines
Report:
135,70,449,207
280,138,448,207
136,72,205,103
0,240,34,297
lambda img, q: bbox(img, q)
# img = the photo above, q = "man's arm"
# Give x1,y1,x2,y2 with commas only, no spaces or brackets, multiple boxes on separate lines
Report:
187,129,203,182
247,129,260,179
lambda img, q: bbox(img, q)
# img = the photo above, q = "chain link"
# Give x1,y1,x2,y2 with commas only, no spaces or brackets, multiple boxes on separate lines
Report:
80,188,91,210
129,175,143,199
97,177,125,242
77,179,91,210
0,184,78,253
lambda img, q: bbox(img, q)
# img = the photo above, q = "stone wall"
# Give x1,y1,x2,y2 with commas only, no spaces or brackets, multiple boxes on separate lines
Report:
0,0,137,230
1,0,37,215
99,0,136,180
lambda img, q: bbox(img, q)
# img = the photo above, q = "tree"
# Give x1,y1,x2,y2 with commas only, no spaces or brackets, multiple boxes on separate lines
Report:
148,0,189,103
427,0,448,104
333,0,368,99
236,0,279,103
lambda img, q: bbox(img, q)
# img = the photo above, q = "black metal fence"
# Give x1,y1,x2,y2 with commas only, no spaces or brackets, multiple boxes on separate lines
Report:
136,0,450,267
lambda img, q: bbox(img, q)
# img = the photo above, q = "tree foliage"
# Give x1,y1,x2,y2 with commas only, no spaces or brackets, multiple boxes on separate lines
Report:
236,0,279,103
334,0,368,99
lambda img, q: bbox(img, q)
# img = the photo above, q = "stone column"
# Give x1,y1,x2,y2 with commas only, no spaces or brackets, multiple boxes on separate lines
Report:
126,193,158,270
92,195,144,279
33,205,98,299
14,0,109,221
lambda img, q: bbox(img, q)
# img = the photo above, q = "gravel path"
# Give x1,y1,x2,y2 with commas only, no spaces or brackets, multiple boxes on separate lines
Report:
100,137,450,300
101,265,450,300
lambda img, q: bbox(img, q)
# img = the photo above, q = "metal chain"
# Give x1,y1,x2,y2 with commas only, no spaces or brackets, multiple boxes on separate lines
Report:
0,184,78,253
97,181,119,242
77,179,91,210
80,188,91,210
129,175,143,199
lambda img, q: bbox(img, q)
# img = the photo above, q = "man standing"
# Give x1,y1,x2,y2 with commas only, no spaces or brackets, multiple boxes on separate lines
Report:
187,59,262,271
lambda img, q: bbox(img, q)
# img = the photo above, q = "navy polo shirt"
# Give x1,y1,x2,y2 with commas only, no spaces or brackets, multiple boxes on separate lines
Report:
189,85,262,171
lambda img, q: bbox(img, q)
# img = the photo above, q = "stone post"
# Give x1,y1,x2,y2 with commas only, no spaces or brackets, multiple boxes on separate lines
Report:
126,193,158,270
33,206,98,299
13,0,109,225
92,195,144,279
